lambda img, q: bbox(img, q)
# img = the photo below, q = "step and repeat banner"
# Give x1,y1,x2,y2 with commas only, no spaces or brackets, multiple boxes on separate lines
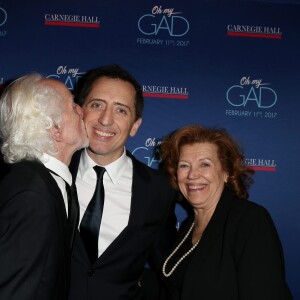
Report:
1,0,299,297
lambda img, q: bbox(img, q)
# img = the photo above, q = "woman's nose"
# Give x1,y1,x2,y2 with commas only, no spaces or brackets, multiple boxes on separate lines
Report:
187,166,200,179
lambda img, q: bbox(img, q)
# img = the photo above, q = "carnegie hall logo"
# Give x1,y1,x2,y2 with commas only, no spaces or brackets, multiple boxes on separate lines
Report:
137,5,190,47
46,65,85,91
0,7,8,37
243,158,277,172
44,13,100,28
143,84,189,100
227,24,282,39
225,76,278,119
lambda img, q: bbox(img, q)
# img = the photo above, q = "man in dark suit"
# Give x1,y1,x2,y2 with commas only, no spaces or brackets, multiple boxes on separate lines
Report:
0,73,88,300
68,65,177,300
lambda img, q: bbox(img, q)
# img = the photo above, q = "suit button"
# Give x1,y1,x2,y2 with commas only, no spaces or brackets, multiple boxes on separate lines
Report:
88,268,95,276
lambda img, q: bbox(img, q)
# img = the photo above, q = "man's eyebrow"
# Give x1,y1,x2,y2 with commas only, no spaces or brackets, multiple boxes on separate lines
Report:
84,98,106,105
87,97,105,102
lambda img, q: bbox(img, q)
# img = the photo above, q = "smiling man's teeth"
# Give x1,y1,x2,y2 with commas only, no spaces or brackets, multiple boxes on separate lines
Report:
95,130,114,137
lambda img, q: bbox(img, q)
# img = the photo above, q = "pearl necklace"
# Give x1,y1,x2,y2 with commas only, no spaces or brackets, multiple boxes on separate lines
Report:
162,222,201,277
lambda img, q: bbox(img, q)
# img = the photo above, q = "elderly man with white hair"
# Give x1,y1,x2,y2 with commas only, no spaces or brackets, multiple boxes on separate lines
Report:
0,73,88,300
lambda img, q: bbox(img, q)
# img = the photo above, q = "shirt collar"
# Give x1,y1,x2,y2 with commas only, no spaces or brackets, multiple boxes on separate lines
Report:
80,148,129,184
40,153,72,186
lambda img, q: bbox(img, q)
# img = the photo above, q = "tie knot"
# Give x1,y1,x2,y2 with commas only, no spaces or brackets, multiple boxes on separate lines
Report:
93,166,106,179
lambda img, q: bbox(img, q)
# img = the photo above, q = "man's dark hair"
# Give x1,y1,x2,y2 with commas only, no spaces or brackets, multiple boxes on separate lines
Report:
75,64,144,120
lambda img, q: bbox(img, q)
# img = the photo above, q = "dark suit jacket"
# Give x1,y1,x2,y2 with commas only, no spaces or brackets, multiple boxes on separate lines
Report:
0,160,71,300
68,150,177,300
163,187,293,300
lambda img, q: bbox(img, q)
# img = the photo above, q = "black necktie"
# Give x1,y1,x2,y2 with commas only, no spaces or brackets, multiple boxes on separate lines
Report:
65,181,79,252
47,169,79,252
80,166,106,264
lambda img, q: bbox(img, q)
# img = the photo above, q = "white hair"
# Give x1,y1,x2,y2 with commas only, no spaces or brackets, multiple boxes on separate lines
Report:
0,73,64,163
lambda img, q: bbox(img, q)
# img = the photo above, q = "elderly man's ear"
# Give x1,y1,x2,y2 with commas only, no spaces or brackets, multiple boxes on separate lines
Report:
50,124,63,142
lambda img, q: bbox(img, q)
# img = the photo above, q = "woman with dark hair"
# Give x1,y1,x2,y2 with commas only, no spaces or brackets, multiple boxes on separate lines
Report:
160,124,292,300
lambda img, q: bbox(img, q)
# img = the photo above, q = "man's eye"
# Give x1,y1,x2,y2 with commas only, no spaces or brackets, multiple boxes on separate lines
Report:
91,102,102,109
117,107,128,115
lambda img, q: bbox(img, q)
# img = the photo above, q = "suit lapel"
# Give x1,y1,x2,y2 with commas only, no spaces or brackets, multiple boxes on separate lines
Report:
21,160,65,200
21,160,70,253
183,188,233,273
69,150,91,263
25,160,77,255
127,152,153,226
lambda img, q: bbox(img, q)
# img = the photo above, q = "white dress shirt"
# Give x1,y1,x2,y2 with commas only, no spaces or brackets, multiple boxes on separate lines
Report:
40,153,72,216
76,148,132,257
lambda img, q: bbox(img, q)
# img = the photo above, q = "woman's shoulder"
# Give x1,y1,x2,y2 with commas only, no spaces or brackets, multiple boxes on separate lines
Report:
227,195,277,236
228,189,269,213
